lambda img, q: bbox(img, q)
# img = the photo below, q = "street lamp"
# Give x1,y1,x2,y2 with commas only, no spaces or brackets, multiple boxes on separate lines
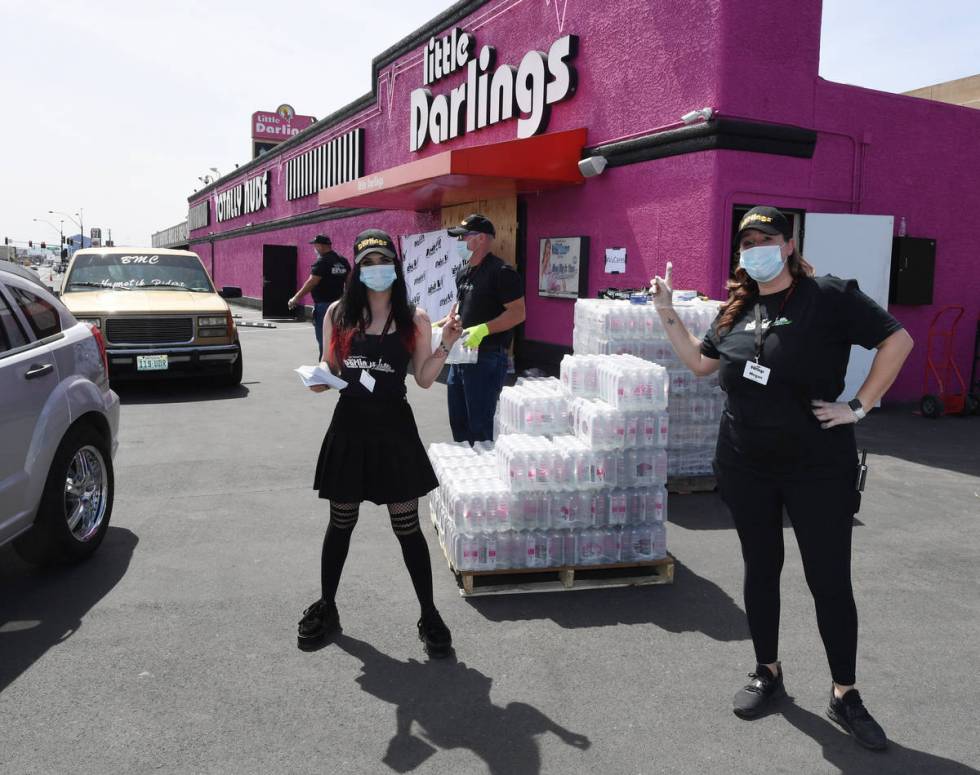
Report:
33,217,64,248
49,208,83,252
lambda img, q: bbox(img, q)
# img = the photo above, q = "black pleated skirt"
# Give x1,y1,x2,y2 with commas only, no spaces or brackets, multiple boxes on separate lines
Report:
313,396,438,505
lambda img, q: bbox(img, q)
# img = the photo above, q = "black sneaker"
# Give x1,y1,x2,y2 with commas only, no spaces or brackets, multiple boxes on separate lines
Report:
417,609,452,658
297,599,340,651
732,664,786,718
827,689,888,751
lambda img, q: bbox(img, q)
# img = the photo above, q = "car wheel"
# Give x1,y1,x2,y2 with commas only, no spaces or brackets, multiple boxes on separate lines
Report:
919,394,943,419
218,343,243,387
12,423,114,565
964,393,980,416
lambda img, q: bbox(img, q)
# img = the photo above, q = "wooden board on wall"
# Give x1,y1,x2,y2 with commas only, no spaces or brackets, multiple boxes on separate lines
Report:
441,197,517,268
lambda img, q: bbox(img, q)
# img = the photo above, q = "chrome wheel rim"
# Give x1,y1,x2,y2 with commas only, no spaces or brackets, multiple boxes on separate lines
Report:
64,445,109,542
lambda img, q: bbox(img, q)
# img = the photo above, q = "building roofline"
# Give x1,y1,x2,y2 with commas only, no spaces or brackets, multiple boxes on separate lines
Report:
188,0,488,204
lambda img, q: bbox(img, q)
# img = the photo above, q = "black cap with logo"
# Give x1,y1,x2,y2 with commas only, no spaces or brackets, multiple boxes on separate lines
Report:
736,206,792,241
353,229,398,264
309,234,332,245
447,213,496,238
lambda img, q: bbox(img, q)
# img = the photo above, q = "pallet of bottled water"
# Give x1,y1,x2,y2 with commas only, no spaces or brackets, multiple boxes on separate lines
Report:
428,440,668,573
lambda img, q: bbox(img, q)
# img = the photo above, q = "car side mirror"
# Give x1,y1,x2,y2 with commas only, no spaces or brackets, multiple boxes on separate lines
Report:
219,286,242,299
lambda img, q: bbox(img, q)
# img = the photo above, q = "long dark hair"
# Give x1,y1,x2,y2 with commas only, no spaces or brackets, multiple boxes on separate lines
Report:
328,253,417,367
716,246,815,335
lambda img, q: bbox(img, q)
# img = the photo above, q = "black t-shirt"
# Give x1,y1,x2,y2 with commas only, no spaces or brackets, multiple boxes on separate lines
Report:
310,251,350,304
700,275,903,477
455,253,524,350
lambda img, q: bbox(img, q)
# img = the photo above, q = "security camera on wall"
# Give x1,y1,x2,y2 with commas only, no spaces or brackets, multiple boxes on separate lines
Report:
578,155,608,178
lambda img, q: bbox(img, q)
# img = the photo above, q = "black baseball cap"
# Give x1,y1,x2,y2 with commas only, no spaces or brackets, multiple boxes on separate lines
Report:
310,234,332,245
353,229,398,263
736,206,792,240
447,213,495,238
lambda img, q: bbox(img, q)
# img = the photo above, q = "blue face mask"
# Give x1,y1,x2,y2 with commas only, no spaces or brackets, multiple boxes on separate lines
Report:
359,264,397,291
456,240,473,261
739,244,785,283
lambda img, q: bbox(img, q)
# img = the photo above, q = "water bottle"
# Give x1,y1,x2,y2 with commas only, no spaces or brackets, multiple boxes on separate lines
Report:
631,525,654,561
608,488,628,526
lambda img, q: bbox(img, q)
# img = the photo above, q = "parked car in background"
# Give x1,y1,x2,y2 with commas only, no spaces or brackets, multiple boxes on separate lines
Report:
0,260,120,565
58,247,244,384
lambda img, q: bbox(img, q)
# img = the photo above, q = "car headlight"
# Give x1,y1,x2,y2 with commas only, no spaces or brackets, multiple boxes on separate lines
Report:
198,314,229,338
77,317,101,329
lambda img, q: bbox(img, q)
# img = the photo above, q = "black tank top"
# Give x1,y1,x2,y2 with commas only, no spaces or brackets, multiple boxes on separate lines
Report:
338,312,411,401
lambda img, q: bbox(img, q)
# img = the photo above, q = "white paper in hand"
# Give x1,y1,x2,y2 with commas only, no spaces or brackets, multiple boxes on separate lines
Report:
295,364,348,390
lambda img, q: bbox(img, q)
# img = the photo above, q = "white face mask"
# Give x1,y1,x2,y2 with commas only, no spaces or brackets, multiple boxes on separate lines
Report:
456,240,473,261
739,244,785,283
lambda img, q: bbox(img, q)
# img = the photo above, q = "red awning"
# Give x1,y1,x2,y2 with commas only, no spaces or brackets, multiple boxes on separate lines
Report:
318,128,587,211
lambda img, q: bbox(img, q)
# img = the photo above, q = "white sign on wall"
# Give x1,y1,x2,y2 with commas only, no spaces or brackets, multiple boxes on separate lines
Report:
399,229,469,322
410,32,579,151
215,170,269,223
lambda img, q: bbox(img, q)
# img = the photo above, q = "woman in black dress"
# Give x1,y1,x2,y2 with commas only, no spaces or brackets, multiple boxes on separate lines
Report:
299,229,463,657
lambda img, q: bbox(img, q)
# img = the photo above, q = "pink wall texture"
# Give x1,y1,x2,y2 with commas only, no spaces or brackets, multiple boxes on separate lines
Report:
187,0,979,402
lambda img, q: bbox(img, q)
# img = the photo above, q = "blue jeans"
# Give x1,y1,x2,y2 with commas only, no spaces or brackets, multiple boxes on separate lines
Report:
447,349,509,444
313,302,330,360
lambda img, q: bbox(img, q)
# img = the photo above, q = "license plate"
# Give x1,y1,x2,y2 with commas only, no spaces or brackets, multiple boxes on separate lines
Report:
137,354,169,371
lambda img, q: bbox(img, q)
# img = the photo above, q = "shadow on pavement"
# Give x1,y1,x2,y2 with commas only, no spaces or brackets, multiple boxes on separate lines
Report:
668,492,864,530
0,526,138,695
779,699,979,775
855,407,979,479
115,381,250,405
467,560,749,642
334,634,590,774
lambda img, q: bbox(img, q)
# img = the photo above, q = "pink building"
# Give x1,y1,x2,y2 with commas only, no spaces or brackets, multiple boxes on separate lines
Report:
183,0,980,403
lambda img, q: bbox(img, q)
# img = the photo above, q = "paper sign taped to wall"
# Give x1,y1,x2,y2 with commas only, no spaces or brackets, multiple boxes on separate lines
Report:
604,248,627,274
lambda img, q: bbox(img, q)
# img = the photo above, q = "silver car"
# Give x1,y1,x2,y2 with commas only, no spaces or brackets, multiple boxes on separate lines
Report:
0,260,120,564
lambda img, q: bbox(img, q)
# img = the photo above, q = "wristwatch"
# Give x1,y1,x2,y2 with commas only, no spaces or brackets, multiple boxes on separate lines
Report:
847,398,867,420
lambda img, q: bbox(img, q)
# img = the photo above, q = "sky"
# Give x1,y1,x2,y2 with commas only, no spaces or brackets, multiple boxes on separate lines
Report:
2,0,977,250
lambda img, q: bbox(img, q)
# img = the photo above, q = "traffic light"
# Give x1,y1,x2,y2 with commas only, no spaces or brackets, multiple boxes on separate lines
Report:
61,235,65,244
40,241,46,249
61,248,68,259
3,237,8,245
67,237,73,246
28,240,33,248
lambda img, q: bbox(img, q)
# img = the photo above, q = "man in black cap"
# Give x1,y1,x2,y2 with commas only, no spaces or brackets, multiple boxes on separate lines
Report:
436,213,525,444
289,235,351,359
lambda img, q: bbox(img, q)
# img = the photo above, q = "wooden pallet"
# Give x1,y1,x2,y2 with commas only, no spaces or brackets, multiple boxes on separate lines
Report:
427,499,674,596
451,556,675,597
667,475,717,494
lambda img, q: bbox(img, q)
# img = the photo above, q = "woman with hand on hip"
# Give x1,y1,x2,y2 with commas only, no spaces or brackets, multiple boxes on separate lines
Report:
299,229,463,658
649,206,913,750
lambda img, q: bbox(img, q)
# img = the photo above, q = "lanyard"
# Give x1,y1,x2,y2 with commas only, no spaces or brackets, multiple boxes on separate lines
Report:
358,310,394,362
753,282,796,363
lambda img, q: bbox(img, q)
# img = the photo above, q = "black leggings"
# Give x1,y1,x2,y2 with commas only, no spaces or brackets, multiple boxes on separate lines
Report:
320,499,436,616
717,464,860,685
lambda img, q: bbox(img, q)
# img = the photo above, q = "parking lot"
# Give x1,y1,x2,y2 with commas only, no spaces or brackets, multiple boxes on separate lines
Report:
1,305,978,775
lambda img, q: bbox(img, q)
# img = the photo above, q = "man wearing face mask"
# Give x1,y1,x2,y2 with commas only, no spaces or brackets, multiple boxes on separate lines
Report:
648,206,913,751
436,214,525,444
289,235,351,359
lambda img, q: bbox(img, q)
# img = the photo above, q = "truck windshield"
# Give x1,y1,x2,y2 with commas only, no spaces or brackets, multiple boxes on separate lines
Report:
65,253,214,292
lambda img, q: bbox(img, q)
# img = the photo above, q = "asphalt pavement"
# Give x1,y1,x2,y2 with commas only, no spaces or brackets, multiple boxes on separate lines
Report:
1,303,978,774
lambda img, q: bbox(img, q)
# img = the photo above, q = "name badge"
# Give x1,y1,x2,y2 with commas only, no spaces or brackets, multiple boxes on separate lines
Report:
359,369,376,393
743,360,771,386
